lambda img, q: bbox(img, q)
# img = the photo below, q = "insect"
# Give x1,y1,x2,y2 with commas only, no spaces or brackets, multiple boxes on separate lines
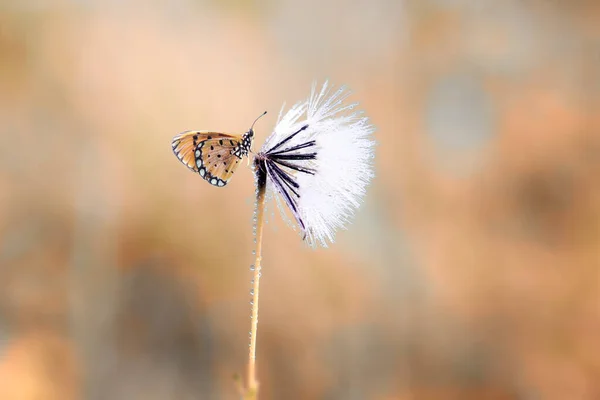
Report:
171,111,267,187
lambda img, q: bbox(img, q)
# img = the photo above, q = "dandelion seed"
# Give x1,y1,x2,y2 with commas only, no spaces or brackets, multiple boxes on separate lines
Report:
255,81,376,247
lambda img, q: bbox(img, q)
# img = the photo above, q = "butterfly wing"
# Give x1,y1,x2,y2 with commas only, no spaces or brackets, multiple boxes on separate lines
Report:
172,131,237,172
197,137,246,186
171,131,244,187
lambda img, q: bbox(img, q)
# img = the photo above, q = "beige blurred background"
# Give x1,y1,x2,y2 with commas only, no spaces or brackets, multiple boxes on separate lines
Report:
0,0,599,399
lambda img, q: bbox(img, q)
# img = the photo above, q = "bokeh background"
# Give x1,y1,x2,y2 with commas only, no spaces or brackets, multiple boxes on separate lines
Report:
1,0,599,399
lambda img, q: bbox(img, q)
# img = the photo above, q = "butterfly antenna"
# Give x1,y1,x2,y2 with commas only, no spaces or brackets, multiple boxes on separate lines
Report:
249,111,267,157
250,111,267,131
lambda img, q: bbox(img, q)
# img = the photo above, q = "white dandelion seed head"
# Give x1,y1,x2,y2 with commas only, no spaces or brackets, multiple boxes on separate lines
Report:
258,81,376,247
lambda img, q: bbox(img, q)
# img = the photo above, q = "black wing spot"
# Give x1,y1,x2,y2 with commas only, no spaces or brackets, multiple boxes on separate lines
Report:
207,135,212,139
230,140,235,146
219,139,224,146
210,145,214,150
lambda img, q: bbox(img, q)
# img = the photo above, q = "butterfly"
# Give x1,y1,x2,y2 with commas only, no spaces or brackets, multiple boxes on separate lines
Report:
171,112,267,187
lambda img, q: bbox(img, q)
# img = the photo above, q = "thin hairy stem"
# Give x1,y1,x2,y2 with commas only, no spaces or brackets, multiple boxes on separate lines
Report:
247,177,266,399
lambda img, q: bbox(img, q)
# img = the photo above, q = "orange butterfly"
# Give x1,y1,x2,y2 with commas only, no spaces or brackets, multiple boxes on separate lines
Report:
171,112,266,187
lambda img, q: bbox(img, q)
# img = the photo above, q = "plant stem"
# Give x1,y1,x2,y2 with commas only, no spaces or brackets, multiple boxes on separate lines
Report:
247,170,267,398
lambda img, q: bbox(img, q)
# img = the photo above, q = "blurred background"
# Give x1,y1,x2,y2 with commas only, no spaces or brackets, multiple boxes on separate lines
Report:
0,0,599,399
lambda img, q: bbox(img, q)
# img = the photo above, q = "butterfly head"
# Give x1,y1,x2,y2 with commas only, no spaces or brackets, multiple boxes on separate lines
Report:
240,129,254,155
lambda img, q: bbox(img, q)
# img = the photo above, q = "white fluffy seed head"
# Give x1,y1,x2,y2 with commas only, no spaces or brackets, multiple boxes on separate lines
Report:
260,81,376,247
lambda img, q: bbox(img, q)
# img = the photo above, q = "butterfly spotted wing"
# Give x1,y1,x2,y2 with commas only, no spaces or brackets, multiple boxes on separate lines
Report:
171,131,247,187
